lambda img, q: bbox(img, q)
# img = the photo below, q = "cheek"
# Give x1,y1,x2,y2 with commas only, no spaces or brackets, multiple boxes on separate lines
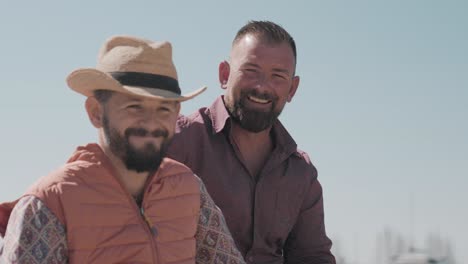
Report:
223,90,238,109
274,90,291,107
162,114,178,131
120,118,141,131
277,83,294,97
229,72,251,87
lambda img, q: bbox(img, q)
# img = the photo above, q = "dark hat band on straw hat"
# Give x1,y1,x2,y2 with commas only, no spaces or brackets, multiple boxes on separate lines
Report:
67,36,207,101
110,71,181,95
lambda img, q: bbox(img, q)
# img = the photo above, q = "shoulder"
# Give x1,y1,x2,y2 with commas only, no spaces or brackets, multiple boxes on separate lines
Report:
288,148,319,182
169,109,213,161
293,148,312,163
10,196,58,222
176,107,210,131
27,159,99,196
5,195,65,237
21,161,102,225
159,158,198,176
273,121,318,181
159,160,208,201
157,158,202,190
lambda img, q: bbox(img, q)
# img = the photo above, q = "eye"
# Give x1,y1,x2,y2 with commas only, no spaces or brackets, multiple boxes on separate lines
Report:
273,73,288,81
242,67,258,73
243,68,259,78
126,104,143,111
158,106,174,113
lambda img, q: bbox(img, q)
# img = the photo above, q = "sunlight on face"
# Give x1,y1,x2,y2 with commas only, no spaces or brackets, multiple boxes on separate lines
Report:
101,92,180,172
225,35,297,132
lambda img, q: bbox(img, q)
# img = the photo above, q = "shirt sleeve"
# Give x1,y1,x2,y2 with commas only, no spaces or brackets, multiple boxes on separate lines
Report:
284,179,336,264
195,179,246,264
166,115,190,165
0,195,68,263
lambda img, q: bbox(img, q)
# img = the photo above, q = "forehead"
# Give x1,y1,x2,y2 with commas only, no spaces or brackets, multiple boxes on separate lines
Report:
107,92,176,107
230,35,296,68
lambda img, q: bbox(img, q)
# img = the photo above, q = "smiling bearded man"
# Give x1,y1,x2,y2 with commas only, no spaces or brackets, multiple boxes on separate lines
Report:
0,35,245,264
167,21,336,264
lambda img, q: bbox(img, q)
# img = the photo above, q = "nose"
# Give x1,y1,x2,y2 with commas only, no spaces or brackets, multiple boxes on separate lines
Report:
138,109,165,132
253,73,272,92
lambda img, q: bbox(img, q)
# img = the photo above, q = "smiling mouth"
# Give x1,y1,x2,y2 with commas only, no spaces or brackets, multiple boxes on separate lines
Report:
129,134,161,141
248,95,270,104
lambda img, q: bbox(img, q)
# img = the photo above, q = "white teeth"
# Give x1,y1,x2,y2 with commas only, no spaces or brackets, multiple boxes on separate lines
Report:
248,95,269,104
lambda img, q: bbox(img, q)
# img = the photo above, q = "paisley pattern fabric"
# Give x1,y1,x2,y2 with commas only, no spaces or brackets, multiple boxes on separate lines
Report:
0,196,67,263
0,181,244,264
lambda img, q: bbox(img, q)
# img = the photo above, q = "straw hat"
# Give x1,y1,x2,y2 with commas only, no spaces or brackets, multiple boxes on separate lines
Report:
67,35,206,101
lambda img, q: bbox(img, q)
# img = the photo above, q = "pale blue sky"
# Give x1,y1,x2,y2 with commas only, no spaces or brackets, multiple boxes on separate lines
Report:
1,1,466,263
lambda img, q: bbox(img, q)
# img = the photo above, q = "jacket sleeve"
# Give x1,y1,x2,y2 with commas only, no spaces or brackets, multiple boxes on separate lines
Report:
0,195,68,263
283,179,336,264
195,179,246,264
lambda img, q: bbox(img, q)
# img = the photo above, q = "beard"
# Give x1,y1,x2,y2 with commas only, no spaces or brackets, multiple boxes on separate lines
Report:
102,114,171,173
226,88,282,133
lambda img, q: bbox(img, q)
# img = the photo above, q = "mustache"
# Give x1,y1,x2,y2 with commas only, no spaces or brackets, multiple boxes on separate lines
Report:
125,127,169,138
241,89,278,102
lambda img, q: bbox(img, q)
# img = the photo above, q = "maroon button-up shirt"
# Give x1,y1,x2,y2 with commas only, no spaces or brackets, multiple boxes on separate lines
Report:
167,96,335,264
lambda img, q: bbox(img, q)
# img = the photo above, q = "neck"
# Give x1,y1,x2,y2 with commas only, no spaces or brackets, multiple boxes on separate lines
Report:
231,123,271,147
99,142,151,199
231,122,274,177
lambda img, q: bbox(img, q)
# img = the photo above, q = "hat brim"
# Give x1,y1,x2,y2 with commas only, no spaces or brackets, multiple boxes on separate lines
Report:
67,68,206,102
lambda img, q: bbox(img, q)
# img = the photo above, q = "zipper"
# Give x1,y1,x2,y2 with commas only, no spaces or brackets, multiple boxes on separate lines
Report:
132,198,161,263
107,169,160,262
140,206,158,236
139,186,162,264
98,151,161,263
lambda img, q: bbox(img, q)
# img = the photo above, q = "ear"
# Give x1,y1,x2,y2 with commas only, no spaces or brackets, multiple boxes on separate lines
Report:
85,97,104,128
175,102,181,115
218,60,230,90
287,75,300,103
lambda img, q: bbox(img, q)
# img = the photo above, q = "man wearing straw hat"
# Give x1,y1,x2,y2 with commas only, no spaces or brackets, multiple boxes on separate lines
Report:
0,36,245,264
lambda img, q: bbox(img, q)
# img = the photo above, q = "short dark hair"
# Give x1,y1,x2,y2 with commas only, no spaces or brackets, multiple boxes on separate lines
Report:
93,90,114,104
233,20,297,64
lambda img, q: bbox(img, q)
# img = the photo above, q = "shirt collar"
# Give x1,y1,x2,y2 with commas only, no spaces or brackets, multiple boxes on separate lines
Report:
207,96,231,134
